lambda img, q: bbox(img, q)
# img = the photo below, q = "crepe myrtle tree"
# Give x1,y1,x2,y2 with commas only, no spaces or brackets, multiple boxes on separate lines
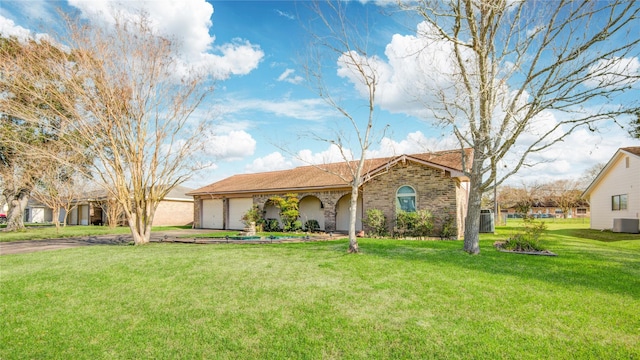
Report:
400,0,640,253
0,35,82,232
0,12,213,244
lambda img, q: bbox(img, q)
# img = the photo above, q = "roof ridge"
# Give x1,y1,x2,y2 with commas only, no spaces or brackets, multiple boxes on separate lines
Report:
189,148,471,195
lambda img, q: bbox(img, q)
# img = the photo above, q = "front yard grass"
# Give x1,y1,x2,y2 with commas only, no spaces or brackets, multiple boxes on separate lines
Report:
1,222,638,359
0,225,192,242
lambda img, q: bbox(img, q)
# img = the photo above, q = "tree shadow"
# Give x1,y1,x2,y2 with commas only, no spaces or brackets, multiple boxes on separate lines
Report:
323,239,640,299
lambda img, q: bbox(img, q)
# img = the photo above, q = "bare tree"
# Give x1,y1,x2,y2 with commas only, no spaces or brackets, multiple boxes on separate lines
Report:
30,168,89,230
499,183,542,218
400,0,640,253
0,12,212,244
578,162,606,190
302,1,388,253
95,197,124,229
628,110,640,139
540,179,583,219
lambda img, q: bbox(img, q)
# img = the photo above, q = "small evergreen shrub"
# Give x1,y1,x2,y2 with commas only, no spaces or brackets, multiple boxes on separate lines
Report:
394,210,435,238
363,209,388,237
413,209,434,238
264,218,280,232
304,219,320,232
287,220,302,232
439,214,457,240
395,210,418,238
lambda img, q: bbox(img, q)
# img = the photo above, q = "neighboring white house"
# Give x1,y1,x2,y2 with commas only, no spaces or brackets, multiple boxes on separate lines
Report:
582,147,640,233
24,199,60,224
22,186,194,226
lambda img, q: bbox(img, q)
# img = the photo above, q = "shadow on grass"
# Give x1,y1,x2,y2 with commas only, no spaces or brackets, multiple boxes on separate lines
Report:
300,238,640,300
548,228,640,242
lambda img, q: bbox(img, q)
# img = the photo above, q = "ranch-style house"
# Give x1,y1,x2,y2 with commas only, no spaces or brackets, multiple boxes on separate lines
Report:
188,148,472,239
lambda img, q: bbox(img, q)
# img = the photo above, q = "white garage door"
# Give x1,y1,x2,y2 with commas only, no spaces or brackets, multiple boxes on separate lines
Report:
79,205,89,225
228,198,254,230
202,199,223,229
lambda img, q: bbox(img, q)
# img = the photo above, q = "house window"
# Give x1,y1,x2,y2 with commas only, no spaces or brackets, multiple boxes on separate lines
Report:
612,194,628,211
397,186,416,212
577,208,587,215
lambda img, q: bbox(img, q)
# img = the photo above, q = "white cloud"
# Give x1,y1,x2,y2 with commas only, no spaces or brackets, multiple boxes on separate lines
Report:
584,57,640,89
219,97,336,122
297,144,353,165
204,40,264,80
501,118,640,185
0,14,56,45
274,9,295,20
203,130,256,161
336,21,471,119
0,16,31,40
246,152,293,173
66,0,264,80
367,131,459,159
277,69,304,84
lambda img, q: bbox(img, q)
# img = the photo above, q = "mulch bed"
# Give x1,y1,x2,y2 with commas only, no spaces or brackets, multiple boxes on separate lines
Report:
493,241,557,256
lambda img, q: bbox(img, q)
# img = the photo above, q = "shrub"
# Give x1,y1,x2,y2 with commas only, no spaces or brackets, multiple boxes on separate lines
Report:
395,210,435,238
439,214,457,240
502,234,544,252
289,220,302,232
264,218,280,232
395,210,418,238
268,194,300,232
304,219,320,232
363,209,387,237
413,209,434,238
502,218,547,251
241,205,263,229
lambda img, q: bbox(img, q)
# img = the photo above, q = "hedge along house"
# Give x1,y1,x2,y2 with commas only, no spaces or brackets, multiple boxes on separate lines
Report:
188,149,472,239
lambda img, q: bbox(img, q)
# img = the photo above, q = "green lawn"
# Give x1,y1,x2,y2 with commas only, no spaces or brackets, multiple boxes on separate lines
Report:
1,222,638,359
0,225,192,242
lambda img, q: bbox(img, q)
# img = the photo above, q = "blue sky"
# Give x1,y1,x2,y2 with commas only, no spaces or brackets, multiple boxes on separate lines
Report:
1,0,639,189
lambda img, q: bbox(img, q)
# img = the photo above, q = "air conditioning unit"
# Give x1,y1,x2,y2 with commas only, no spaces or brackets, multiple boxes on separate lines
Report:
612,218,640,233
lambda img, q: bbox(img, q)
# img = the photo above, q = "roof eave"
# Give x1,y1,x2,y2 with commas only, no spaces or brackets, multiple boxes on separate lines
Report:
189,184,351,197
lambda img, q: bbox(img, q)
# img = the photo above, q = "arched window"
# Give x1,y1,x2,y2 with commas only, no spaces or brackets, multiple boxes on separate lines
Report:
396,186,416,212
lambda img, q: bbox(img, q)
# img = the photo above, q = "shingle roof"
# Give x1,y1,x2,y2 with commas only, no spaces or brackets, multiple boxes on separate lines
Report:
77,185,194,201
189,148,472,196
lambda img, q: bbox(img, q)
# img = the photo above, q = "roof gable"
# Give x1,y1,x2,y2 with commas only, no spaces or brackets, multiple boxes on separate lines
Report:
583,146,640,198
189,148,472,196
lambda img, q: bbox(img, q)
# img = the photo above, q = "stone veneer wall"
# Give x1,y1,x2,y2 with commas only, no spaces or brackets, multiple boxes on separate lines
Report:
253,190,350,232
362,161,462,238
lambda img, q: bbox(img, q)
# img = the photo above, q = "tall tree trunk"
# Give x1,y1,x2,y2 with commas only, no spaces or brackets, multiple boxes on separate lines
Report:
52,206,61,231
463,158,484,254
127,200,154,245
348,183,360,253
62,210,69,228
3,188,29,232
